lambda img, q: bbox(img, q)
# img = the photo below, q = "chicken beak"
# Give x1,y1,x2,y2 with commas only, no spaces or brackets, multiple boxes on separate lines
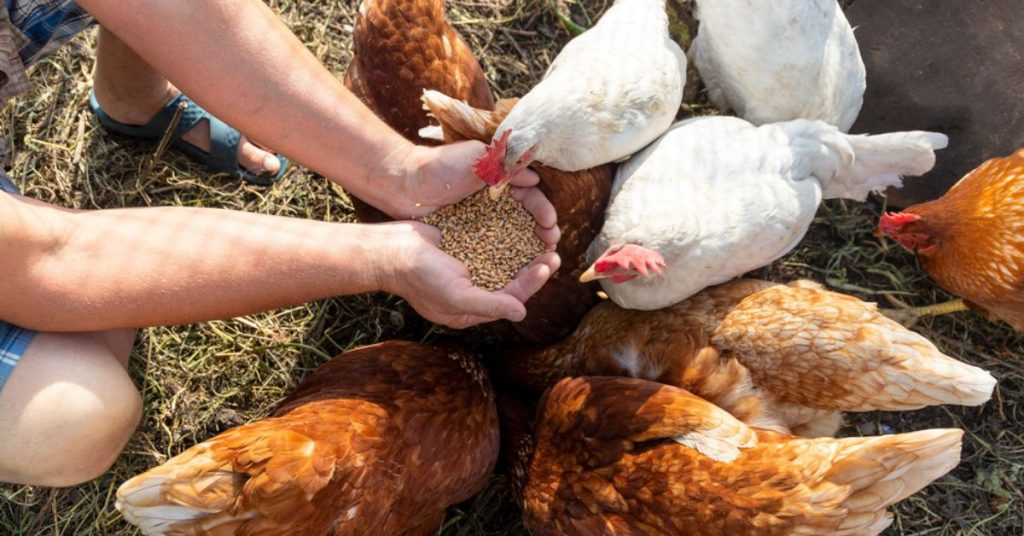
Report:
596,291,609,300
488,182,510,200
579,265,600,283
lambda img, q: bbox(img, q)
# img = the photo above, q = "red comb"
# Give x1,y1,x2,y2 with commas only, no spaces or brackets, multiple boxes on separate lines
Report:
594,245,666,280
474,129,511,186
878,212,921,234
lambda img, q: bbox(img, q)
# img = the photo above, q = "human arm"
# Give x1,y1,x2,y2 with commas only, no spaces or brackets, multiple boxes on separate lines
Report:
75,0,509,219
0,194,557,331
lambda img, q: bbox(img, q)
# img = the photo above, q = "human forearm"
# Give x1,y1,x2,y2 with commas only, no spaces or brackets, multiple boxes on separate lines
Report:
77,0,417,214
1,197,398,331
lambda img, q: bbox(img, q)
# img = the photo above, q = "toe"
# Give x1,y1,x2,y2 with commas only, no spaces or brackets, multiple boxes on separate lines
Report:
237,136,281,176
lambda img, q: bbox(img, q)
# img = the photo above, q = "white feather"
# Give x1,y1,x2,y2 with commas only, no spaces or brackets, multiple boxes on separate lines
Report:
589,117,946,311
493,0,686,171
690,0,866,132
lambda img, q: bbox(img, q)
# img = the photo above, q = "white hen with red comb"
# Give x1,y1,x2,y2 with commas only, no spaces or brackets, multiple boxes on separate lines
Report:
585,116,948,310
473,0,685,192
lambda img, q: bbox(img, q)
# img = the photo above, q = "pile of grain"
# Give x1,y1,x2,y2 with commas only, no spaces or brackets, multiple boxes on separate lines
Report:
422,189,546,291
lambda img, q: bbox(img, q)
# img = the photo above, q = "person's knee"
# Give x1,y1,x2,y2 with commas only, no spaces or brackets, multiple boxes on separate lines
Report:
0,331,142,487
38,372,142,486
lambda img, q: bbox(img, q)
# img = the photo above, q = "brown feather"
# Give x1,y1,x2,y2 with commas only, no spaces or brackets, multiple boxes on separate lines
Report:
117,341,499,535
900,148,1024,330
521,377,963,536
343,0,495,223
499,278,993,436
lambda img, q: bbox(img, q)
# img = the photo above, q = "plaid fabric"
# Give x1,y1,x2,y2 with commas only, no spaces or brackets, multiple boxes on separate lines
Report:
0,321,35,391
0,0,93,102
0,167,19,193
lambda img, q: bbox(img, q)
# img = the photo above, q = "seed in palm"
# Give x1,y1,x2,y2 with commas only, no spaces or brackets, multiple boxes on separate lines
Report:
422,189,546,291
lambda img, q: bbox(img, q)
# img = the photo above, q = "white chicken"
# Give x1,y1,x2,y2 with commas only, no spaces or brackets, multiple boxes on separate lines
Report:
690,0,866,132
473,0,685,195
581,117,947,310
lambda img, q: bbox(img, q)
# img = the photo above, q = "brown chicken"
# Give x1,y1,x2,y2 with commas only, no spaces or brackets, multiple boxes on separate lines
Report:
499,279,995,437
512,376,964,536
344,0,495,222
879,147,1024,330
115,341,499,535
423,90,614,344
497,343,788,508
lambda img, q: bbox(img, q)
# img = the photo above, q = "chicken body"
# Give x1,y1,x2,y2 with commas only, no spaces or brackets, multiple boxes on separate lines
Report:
589,117,947,310
484,0,685,179
690,0,865,131
519,376,963,536
501,279,994,437
116,341,499,535
344,0,495,222
422,90,614,343
880,148,1024,330
345,0,493,141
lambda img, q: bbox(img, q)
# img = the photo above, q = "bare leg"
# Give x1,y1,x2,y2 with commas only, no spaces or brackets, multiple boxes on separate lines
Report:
91,27,279,175
0,329,142,486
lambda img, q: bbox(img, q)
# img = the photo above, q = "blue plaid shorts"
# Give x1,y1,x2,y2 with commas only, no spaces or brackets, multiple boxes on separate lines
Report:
0,170,36,392
6,0,93,66
0,0,94,102
0,322,34,391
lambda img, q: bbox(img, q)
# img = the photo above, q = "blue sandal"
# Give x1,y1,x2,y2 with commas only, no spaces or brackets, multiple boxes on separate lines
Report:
88,90,289,186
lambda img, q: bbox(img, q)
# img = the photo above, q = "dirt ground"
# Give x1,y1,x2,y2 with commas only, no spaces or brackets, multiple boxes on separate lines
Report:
0,0,1020,534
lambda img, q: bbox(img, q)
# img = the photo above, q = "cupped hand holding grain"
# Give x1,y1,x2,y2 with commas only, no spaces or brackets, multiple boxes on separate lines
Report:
378,221,560,329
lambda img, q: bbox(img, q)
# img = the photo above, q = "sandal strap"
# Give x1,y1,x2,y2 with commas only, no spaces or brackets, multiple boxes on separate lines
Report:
204,111,244,173
169,94,242,172
90,89,289,185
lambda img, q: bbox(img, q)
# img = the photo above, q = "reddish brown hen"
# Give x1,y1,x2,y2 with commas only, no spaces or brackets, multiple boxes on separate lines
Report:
513,376,963,536
500,279,994,437
115,341,498,535
879,148,1024,330
344,0,495,222
423,90,614,343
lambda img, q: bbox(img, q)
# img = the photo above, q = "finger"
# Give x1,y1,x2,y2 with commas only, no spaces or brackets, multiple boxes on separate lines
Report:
508,167,540,187
535,222,561,250
456,287,529,323
500,251,561,304
444,314,505,330
511,186,557,230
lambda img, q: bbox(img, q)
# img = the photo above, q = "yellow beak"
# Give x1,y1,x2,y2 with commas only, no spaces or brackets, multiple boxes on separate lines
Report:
488,182,510,200
579,265,600,283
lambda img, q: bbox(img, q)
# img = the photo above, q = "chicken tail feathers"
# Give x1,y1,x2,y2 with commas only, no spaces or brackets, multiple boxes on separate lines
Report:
419,89,516,143
116,445,244,535
117,425,336,535
783,120,948,201
826,428,963,535
878,328,997,408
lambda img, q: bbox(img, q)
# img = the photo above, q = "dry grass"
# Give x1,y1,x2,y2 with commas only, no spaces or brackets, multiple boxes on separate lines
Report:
0,1,1020,535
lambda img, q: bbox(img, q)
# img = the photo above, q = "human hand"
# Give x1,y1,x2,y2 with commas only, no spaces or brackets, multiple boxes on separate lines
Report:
378,221,561,329
388,141,544,219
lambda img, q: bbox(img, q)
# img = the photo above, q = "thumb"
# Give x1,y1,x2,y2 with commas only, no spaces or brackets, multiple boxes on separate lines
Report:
458,287,527,323
442,139,488,165
408,221,442,245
